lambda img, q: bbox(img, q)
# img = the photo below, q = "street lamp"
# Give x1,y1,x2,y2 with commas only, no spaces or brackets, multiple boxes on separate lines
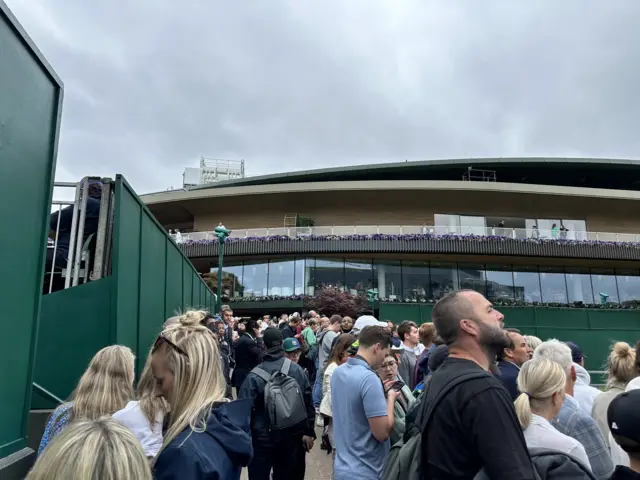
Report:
214,225,231,312
367,289,378,314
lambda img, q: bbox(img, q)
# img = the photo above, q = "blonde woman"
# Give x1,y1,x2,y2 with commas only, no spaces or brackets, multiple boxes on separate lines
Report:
113,352,168,458
38,345,135,455
27,418,152,480
151,310,252,480
592,341,637,450
515,357,591,470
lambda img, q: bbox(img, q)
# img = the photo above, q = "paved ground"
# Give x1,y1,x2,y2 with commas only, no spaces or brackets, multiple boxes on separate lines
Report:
241,426,333,480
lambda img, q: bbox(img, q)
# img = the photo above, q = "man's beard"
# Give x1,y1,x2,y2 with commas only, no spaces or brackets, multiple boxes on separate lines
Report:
478,322,510,359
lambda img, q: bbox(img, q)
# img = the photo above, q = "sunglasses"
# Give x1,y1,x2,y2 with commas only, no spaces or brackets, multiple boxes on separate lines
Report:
153,333,189,358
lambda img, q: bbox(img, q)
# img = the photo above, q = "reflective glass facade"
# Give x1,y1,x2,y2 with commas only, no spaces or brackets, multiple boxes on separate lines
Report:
212,258,639,305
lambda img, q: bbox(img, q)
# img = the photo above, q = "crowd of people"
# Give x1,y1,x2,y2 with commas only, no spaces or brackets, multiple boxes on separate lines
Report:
28,291,640,479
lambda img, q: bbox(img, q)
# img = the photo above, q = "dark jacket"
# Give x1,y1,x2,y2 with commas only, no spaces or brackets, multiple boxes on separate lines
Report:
154,398,253,480
281,324,296,340
474,448,596,480
232,332,264,389
497,359,520,400
224,324,235,358
237,350,316,443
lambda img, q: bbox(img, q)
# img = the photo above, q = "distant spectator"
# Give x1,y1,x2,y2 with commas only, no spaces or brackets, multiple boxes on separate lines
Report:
282,314,301,340
397,320,422,390
497,328,533,400
566,341,602,416
231,319,264,390
313,315,343,409
413,322,437,387
592,342,637,450
376,351,416,445
534,340,614,479
341,316,354,334
524,335,542,352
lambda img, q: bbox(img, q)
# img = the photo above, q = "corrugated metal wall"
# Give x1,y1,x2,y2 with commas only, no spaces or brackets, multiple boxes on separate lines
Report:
0,0,63,460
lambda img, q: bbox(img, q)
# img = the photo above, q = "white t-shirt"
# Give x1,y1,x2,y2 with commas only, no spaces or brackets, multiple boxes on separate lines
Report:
112,401,164,457
524,414,591,471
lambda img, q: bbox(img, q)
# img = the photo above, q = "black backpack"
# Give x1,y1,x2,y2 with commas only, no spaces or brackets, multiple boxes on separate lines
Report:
251,358,308,437
382,371,488,480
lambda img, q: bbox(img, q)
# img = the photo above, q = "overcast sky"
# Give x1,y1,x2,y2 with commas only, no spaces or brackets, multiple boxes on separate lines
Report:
7,0,640,196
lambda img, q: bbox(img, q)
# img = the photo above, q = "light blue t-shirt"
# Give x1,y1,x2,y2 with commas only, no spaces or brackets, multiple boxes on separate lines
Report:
331,357,389,480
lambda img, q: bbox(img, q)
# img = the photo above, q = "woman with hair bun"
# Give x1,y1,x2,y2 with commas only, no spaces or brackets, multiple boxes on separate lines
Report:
151,310,253,480
515,357,591,471
592,341,638,449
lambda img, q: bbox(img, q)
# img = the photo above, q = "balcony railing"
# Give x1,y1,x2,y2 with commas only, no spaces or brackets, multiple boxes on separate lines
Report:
174,225,640,244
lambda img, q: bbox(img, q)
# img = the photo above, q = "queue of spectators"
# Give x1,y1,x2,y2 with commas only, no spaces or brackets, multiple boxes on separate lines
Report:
29,295,640,480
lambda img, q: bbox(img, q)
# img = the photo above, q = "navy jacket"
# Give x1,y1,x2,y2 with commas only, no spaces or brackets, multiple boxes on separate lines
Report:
232,332,264,389
154,398,253,480
237,350,316,443
497,360,521,400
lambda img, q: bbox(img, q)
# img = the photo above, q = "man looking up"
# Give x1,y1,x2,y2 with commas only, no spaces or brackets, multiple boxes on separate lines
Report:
496,328,532,400
422,290,535,479
331,326,398,480
397,320,422,389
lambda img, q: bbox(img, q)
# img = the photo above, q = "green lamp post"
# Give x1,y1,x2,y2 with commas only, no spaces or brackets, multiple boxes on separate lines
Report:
214,225,231,312
367,289,378,314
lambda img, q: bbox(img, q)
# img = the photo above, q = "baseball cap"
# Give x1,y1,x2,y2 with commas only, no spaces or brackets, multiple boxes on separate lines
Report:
263,327,284,350
566,341,586,363
283,337,302,352
352,315,387,335
608,390,640,447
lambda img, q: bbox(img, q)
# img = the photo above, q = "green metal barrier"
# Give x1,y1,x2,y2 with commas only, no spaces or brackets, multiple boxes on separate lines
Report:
32,175,217,406
0,0,63,467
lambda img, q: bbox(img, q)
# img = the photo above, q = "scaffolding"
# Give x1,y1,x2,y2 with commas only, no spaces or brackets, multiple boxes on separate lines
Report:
462,166,497,182
183,158,245,187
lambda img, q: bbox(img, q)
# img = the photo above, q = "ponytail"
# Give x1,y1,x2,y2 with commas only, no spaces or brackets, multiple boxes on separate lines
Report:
514,392,532,428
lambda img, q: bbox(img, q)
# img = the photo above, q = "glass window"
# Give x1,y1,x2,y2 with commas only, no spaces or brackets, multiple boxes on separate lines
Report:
565,268,594,304
459,216,486,236
293,258,307,296
345,260,373,295
374,260,402,301
616,269,640,304
434,214,459,234
242,261,269,297
458,263,486,296
513,266,542,303
221,264,244,298
562,219,587,241
304,258,316,295
314,258,345,292
591,269,619,304
486,265,515,301
430,262,458,300
401,261,430,302
537,219,562,239
267,260,295,296
539,267,568,303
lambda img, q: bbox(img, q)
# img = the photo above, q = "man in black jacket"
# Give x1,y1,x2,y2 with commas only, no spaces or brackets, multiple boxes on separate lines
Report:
239,327,316,480
231,319,264,391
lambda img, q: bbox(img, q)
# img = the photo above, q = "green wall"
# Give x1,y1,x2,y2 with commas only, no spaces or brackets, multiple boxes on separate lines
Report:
379,303,640,373
31,176,217,404
0,1,63,459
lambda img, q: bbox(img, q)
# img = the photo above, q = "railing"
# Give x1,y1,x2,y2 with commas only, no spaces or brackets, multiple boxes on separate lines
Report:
174,225,640,243
32,382,64,407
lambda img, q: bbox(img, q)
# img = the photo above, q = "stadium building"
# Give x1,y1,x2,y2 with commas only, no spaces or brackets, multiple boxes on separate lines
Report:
142,157,640,373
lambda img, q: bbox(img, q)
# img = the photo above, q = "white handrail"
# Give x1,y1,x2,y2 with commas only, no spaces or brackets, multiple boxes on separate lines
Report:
175,225,640,243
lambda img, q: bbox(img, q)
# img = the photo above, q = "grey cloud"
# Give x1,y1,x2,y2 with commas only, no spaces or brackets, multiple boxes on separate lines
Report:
6,0,640,194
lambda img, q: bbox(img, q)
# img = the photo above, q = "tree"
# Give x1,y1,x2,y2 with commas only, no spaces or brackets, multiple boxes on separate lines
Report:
203,272,243,297
307,286,371,318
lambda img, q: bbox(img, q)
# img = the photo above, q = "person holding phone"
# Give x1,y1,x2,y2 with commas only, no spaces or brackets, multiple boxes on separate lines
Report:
377,351,416,445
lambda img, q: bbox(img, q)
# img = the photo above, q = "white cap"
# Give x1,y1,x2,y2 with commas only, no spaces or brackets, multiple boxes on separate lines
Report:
352,315,387,335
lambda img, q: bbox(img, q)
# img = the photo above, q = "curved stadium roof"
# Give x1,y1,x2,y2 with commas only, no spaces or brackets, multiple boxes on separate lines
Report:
185,157,640,192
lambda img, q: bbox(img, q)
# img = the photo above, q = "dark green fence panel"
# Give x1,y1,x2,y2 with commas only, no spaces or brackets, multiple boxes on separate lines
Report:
0,1,63,460
182,259,193,309
501,307,537,328
32,279,113,409
165,244,184,318
111,181,141,351
138,214,168,371
192,273,201,309
112,176,215,362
